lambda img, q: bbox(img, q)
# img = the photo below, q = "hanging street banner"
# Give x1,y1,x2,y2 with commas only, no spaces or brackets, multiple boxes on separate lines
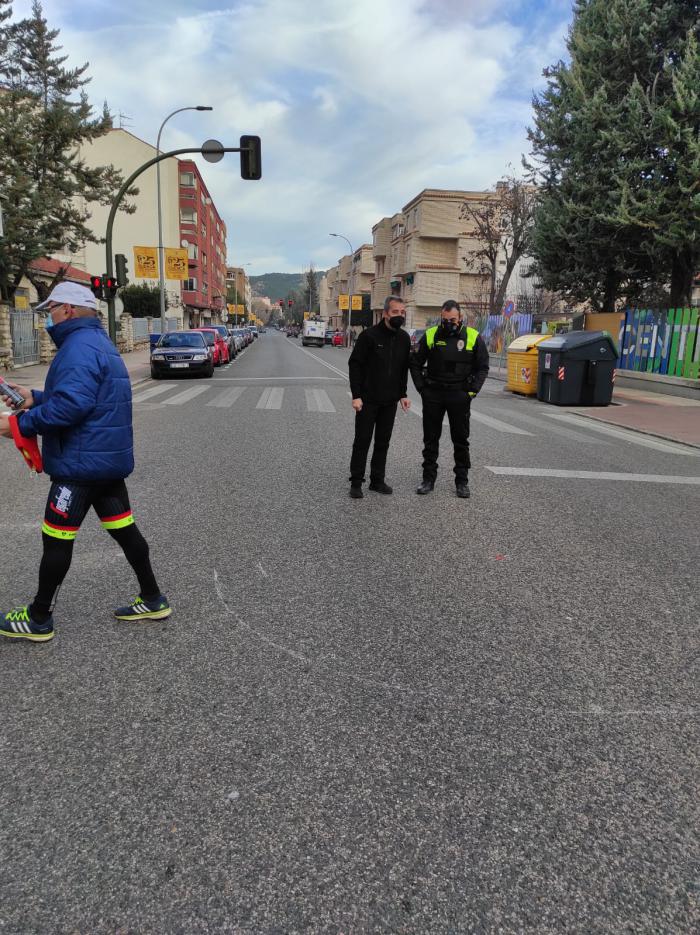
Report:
237,304,245,316
351,294,362,311
133,246,158,279
165,248,189,281
338,294,349,310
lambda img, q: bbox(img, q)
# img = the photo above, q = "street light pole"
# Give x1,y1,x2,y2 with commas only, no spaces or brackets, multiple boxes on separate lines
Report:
330,232,354,348
156,105,212,336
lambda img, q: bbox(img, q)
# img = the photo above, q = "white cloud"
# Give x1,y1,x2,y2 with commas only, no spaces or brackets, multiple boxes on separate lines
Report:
36,0,569,273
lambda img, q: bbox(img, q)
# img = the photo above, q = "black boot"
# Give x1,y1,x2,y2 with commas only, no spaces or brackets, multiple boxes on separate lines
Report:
349,485,364,499
368,481,392,494
456,482,470,499
416,479,435,495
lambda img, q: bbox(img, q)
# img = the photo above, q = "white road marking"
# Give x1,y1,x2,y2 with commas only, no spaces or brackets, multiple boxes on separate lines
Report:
545,413,700,457
305,388,336,412
204,376,343,382
256,387,284,409
132,383,177,403
500,409,609,444
206,387,245,408
487,467,700,484
295,344,349,379
470,411,534,436
162,385,211,406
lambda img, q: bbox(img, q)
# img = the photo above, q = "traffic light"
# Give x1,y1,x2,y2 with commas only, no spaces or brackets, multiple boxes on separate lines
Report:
240,135,262,180
288,299,293,307
115,254,129,287
90,275,104,300
104,276,119,299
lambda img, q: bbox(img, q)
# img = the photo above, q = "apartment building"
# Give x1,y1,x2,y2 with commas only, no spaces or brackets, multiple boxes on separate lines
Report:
59,128,183,320
349,245,374,314
179,161,227,326
226,266,252,307
389,190,495,328
370,216,393,322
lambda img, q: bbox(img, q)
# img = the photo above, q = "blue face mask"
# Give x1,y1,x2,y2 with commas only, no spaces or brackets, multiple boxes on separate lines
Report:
45,312,54,329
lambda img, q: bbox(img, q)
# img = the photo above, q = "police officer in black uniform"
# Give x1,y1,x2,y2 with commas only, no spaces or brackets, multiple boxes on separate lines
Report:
410,300,489,498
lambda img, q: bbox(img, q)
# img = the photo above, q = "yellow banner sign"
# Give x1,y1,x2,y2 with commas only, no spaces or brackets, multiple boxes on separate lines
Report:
237,305,245,315
351,294,362,311
165,248,188,281
14,295,29,309
134,246,158,279
338,294,349,310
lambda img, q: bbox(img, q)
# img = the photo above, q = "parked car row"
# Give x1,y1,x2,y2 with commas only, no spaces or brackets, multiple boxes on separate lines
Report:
150,325,259,379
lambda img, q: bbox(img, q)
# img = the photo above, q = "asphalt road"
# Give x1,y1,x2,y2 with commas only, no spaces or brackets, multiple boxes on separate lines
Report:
1,330,698,934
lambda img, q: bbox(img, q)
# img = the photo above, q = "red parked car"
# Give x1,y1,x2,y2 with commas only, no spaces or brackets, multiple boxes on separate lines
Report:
192,327,229,366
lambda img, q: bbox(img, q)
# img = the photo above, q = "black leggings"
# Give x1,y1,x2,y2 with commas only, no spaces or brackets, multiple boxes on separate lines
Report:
30,480,160,622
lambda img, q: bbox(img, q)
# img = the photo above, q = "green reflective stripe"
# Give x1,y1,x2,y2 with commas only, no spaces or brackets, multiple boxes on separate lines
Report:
425,326,438,349
100,512,135,531
42,521,78,540
465,327,478,350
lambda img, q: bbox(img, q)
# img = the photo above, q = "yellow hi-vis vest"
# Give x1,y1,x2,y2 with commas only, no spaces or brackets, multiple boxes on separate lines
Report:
425,325,479,350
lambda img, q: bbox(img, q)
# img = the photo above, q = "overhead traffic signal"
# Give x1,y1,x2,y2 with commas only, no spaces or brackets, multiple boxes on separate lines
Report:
239,135,262,180
115,254,129,287
104,276,119,299
89,275,104,300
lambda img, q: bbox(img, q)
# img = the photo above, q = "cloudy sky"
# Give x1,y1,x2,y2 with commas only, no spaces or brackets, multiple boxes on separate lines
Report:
17,0,572,273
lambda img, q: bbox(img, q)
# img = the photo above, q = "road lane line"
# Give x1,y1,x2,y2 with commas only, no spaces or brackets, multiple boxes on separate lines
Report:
305,389,318,412
471,411,534,435
545,413,700,456
486,467,700,484
295,345,349,379
162,385,211,405
132,383,177,402
206,387,245,408
499,409,609,444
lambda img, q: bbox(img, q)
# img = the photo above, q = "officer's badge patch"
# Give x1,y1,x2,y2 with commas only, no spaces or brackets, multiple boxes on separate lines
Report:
457,339,465,351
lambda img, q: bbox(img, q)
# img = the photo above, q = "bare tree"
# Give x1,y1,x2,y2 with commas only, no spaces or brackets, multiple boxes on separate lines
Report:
460,176,537,315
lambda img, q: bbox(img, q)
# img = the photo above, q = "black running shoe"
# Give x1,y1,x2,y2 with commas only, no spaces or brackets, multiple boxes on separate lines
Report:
1,606,54,642
114,595,172,621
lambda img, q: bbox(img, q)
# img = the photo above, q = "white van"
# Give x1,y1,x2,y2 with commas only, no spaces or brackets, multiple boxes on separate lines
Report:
301,318,326,347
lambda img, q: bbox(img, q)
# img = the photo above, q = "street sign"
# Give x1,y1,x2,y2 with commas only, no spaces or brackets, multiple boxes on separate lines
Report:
351,295,362,311
503,300,515,318
338,294,349,310
201,139,225,163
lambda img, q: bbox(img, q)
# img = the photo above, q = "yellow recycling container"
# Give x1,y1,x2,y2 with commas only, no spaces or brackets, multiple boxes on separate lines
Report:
505,334,550,396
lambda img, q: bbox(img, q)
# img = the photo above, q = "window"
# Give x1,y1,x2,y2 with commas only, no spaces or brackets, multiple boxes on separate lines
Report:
202,281,208,294
186,242,198,260
376,258,385,276
202,252,207,267
183,278,197,291
180,207,196,224
180,171,195,187
201,224,206,238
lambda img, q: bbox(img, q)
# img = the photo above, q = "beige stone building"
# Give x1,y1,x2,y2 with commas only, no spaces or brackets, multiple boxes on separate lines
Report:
387,189,494,328
59,128,184,323
370,217,393,322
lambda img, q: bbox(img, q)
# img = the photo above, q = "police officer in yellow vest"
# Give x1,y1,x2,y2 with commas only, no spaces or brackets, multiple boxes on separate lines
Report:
410,300,489,498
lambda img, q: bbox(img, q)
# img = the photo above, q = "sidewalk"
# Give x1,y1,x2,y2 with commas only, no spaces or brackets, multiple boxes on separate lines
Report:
1,346,153,392
489,363,700,449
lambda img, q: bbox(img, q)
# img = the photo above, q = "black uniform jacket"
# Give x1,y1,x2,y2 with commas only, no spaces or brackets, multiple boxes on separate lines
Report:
410,324,490,395
348,322,411,404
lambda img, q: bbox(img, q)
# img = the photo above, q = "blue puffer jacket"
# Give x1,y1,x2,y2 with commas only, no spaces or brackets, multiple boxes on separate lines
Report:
18,317,134,482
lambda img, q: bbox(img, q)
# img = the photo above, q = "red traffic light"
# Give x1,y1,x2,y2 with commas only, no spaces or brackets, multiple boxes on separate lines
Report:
89,275,104,299
288,299,293,307
104,276,119,299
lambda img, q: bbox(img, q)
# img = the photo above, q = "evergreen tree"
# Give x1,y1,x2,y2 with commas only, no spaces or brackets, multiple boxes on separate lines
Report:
0,1,134,302
305,264,319,314
120,283,165,319
527,0,699,310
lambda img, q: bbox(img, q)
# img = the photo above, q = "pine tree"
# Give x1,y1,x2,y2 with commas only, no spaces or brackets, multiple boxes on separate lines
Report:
527,0,700,310
0,1,134,301
305,264,319,314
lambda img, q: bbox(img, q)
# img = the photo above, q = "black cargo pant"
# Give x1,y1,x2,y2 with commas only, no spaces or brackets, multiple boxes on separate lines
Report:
421,385,471,484
349,400,398,486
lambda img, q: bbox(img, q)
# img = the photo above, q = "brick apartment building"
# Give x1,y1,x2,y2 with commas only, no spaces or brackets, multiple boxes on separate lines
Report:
179,160,227,327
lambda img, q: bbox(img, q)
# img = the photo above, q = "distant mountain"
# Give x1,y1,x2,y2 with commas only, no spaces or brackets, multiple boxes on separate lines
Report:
249,271,326,301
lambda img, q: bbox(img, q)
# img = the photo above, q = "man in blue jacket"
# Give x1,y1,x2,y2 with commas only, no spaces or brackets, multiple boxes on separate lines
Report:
0,282,170,642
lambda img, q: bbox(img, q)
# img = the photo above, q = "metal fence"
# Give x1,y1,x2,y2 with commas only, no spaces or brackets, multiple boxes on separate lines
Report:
132,318,149,341
10,309,39,365
618,308,700,379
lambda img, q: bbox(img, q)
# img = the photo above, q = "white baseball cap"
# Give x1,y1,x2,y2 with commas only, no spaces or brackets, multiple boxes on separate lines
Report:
35,281,97,311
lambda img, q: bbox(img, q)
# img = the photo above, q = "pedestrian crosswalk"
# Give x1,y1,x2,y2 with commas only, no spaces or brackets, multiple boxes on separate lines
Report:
130,383,700,457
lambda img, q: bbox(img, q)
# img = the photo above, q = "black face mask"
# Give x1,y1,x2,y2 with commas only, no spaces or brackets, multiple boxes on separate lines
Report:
389,315,405,329
442,319,461,335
